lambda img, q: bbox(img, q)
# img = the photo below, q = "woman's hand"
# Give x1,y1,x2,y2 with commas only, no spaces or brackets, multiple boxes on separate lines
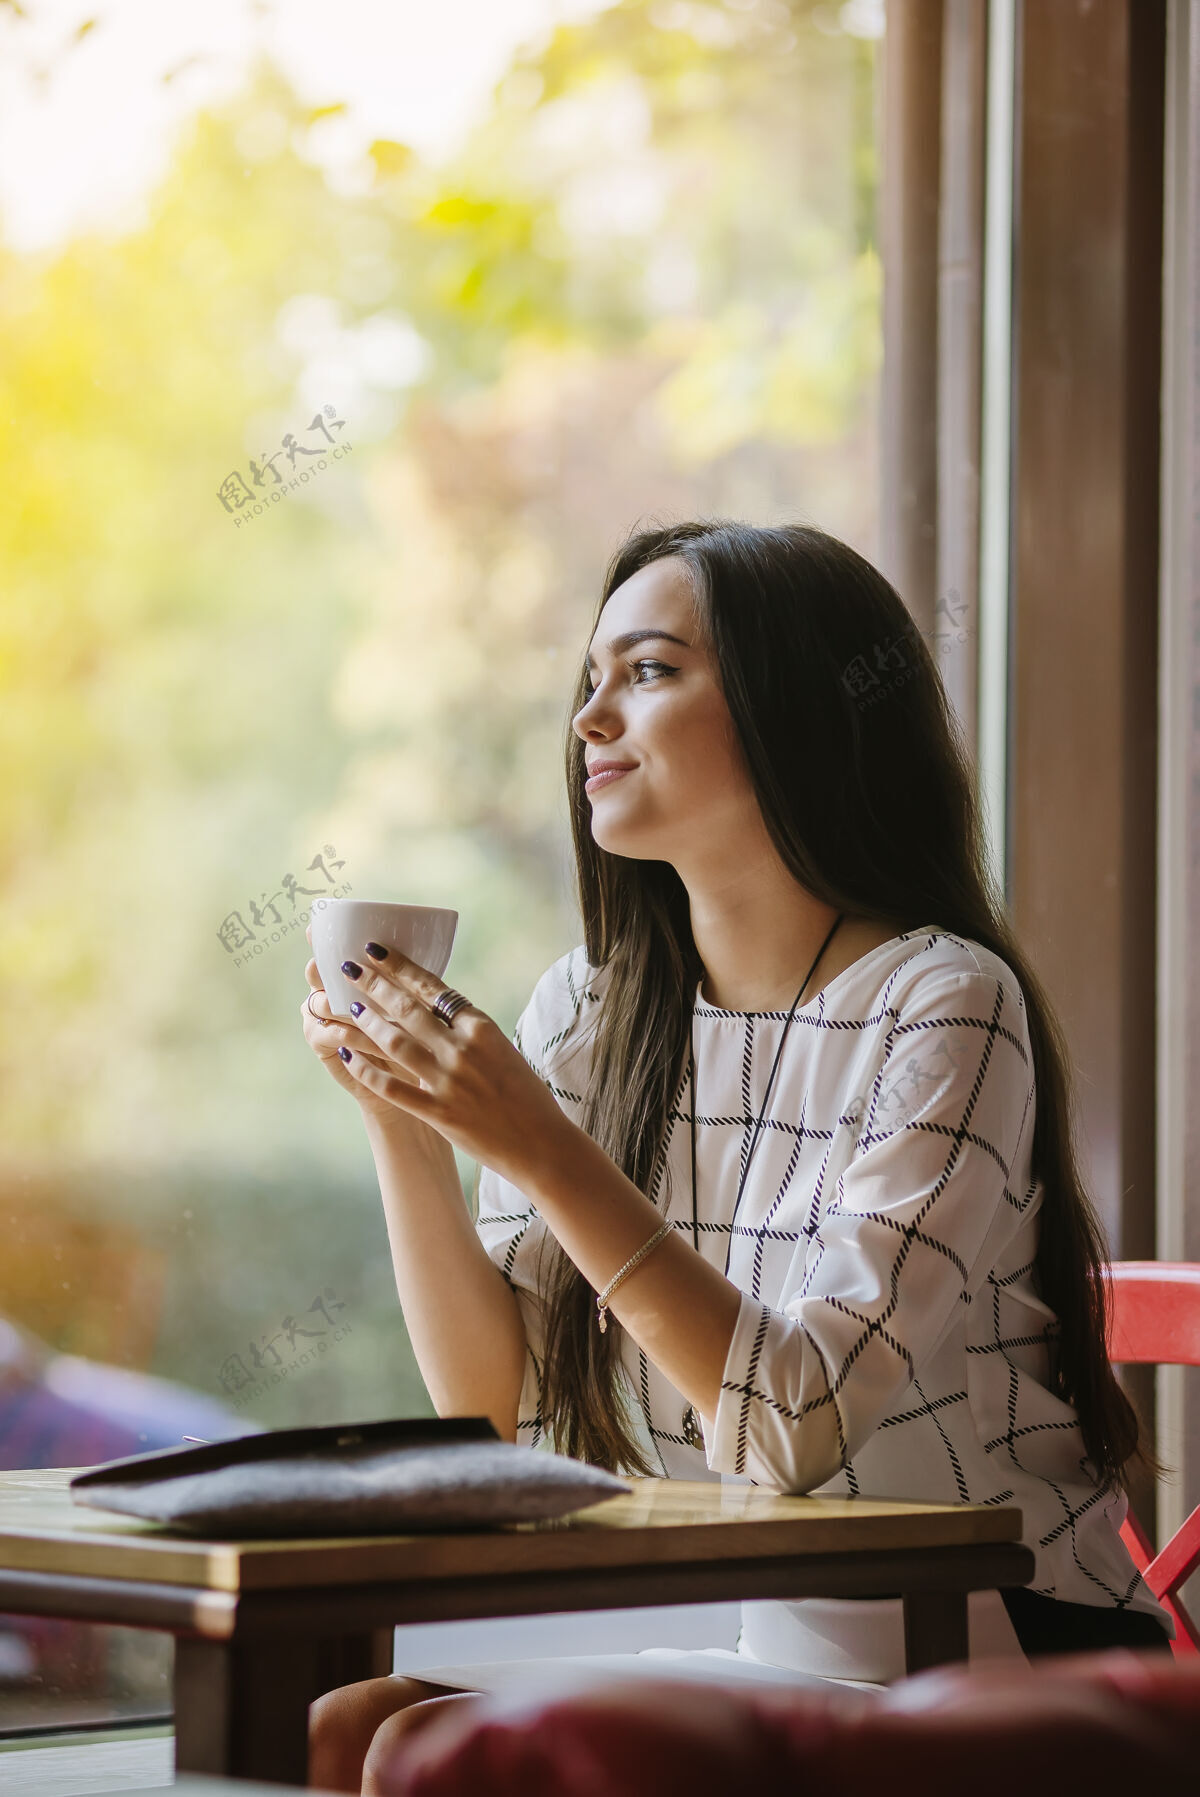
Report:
301,925,428,1128
331,939,573,1188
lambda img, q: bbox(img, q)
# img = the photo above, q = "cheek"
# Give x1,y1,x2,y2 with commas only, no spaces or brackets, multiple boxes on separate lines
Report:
590,693,751,840
665,698,747,797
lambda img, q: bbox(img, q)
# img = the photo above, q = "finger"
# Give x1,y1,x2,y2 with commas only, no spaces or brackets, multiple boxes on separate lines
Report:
336,993,442,1087
340,943,475,1053
300,997,399,1075
305,957,324,992
335,1043,439,1121
302,990,373,1046
301,988,336,1025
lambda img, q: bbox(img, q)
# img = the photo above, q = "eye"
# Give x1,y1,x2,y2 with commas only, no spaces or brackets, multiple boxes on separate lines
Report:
585,659,677,693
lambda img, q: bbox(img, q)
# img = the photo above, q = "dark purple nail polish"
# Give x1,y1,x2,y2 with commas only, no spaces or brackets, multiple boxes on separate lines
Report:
365,941,387,960
338,1046,352,1062
341,960,362,979
350,1000,364,1017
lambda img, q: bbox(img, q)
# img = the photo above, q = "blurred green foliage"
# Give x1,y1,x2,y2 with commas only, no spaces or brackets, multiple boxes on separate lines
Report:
0,0,880,1426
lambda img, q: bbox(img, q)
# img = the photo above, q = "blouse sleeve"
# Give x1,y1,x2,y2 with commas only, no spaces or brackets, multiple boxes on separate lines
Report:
703,967,1037,1493
475,1155,551,1448
473,956,597,1451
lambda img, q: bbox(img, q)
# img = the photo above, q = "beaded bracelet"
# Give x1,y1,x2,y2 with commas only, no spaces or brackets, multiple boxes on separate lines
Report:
595,1220,673,1333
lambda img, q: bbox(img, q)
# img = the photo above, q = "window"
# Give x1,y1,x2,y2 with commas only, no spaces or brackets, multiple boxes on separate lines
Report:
0,0,884,1733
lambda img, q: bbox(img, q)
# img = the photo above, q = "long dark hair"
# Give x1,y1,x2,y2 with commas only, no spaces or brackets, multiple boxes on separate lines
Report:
537,517,1151,1491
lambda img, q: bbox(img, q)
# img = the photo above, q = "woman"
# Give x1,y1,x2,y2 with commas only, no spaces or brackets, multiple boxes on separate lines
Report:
303,521,1172,1793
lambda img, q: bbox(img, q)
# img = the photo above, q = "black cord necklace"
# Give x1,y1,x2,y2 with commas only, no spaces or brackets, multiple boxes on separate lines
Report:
680,910,846,1451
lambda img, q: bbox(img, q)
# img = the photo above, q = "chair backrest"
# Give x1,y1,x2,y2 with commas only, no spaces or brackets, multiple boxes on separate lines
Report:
1104,1262,1200,1657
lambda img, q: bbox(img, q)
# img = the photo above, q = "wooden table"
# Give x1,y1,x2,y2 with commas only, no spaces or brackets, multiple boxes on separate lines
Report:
0,1468,1033,1786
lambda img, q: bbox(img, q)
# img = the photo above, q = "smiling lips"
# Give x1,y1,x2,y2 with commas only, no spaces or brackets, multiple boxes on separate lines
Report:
585,763,636,793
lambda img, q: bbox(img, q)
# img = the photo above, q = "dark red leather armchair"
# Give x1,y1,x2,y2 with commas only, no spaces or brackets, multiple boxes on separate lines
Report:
372,1649,1200,1797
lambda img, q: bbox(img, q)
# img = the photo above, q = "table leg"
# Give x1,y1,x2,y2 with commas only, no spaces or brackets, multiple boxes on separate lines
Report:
174,1624,393,1782
901,1590,970,1673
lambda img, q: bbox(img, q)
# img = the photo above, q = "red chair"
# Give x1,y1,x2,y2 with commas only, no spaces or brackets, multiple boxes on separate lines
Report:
1104,1260,1200,1656
372,1652,1200,1796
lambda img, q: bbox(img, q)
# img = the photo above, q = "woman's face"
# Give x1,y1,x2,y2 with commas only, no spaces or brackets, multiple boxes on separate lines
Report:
571,557,763,872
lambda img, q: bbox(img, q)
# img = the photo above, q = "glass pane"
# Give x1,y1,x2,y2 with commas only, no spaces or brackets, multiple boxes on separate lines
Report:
0,0,883,1731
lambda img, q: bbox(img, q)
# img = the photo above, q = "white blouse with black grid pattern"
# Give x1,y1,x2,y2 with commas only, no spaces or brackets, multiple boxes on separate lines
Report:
474,925,1171,1680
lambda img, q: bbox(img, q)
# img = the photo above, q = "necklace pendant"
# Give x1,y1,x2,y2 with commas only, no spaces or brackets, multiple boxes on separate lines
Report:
682,1404,702,1450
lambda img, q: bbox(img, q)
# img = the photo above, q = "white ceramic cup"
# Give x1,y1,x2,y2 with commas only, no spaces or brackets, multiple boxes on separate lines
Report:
310,900,458,1024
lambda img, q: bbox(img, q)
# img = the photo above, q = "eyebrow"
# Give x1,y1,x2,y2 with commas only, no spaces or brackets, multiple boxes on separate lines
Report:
584,629,693,669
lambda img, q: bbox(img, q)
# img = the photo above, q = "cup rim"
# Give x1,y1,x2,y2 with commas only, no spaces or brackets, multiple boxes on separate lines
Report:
311,900,458,921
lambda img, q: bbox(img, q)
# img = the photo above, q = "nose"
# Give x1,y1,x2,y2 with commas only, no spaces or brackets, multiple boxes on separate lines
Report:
572,683,616,740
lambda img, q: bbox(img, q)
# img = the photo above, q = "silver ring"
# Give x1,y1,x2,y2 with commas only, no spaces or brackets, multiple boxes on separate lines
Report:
306,991,325,1023
431,988,472,1027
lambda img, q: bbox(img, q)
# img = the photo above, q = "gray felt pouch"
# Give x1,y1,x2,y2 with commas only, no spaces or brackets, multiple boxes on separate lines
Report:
68,1415,630,1536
